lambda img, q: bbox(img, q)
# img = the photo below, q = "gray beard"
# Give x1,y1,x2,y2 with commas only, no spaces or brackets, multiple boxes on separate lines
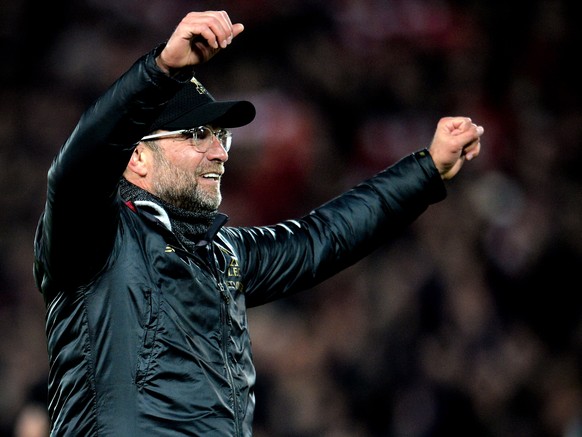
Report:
152,177,221,212
150,150,222,213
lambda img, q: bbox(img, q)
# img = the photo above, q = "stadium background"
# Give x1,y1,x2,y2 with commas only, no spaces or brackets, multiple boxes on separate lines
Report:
1,1,581,435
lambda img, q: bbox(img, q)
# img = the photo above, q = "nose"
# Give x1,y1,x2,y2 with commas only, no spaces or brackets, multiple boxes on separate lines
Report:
205,136,229,161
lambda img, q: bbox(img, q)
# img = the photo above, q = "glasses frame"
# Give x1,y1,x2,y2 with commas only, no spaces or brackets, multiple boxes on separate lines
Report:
140,126,233,152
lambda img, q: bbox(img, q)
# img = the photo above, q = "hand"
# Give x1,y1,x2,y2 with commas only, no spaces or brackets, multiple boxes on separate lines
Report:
156,11,245,73
428,116,484,180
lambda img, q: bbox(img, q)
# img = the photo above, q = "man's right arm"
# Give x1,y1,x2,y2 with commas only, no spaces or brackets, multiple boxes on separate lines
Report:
34,10,248,292
35,46,185,292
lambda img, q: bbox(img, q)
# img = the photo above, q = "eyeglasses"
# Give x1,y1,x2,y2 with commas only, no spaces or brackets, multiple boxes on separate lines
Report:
140,126,233,152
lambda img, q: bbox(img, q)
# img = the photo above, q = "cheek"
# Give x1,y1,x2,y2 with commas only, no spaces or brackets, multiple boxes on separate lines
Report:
167,149,203,169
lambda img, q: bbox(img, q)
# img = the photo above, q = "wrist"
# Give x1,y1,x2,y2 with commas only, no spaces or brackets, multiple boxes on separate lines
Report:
155,55,171,75
154,48,194,82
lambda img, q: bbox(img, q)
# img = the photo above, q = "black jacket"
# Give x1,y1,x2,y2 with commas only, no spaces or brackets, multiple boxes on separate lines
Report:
34,46,447,436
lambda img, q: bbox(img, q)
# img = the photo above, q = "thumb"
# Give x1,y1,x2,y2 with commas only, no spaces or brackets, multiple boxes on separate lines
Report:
232,23,245,38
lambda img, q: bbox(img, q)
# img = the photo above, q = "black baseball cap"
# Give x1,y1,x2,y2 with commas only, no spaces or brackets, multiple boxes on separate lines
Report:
148,76,256,132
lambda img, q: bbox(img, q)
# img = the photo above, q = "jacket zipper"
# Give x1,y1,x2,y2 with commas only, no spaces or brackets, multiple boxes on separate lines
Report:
206,244,241,437
217,281,242,436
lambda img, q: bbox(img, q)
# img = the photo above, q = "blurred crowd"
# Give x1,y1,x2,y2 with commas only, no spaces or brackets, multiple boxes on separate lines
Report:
1,0,581,436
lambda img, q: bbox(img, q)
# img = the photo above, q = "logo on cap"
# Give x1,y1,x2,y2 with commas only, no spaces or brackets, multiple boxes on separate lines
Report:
190,77,207,95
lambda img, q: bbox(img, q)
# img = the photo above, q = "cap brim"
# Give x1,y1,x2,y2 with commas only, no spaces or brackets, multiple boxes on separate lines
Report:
161,100,256,130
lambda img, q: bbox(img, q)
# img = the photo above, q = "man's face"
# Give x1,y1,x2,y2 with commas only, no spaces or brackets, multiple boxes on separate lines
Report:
148,131,228,212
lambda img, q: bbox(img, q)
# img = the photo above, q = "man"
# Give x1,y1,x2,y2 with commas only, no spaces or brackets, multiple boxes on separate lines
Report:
33,10,483,437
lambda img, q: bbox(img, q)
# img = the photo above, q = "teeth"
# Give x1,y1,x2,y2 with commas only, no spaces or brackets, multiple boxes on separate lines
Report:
203,173,220,178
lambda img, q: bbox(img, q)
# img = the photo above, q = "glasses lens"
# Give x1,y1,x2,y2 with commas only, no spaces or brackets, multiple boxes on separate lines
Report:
184,126,232,152
193,126,212,142
216,130,232,152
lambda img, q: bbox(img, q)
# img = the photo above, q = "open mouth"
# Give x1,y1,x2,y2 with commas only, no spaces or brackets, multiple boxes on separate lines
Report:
201,172,222,180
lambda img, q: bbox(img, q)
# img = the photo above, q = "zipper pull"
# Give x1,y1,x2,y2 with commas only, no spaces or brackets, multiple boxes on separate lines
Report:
218,282,230,304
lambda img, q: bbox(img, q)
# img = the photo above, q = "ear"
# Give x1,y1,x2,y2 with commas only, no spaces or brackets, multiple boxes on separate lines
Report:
126,143,151,178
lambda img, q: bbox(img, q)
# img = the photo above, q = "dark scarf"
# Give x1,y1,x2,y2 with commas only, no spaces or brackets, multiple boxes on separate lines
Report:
119,178,217,252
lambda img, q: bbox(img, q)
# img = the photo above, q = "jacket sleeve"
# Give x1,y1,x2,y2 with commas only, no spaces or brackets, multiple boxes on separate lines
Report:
226,150,447,307
34,45,189,293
